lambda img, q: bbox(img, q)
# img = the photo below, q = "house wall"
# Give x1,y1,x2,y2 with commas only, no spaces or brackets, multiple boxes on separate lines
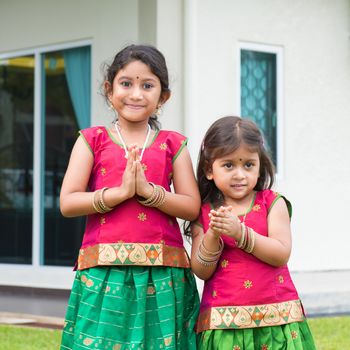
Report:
183,0,350,271
0,0,185,289
0,0,349,289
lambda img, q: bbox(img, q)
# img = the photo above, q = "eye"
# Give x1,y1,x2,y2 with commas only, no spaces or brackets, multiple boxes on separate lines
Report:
120,81,131,87
223,162,233,169
245,162,254,169
143,83,153,89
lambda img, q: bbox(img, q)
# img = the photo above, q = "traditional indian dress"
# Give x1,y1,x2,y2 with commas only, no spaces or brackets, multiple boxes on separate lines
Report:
196,190,316,350
60,126,199,350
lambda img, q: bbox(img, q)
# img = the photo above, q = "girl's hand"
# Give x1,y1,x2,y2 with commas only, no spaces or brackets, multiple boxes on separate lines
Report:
119,145,137,199
209,206,241,240
135,154,153,199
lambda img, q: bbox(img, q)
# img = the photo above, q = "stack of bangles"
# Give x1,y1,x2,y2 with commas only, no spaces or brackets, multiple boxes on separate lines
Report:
137,182,166,207
237,223,256,253
195,236,224,266
92,187,113,214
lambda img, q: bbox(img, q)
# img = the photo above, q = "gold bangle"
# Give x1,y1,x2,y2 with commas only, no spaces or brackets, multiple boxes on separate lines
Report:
99,187,113,212
92,190,102,213
138,183,166,207
138,183,157,205
200,236,224,256
237,223,247,248
244,228,256,254
92,188,113,214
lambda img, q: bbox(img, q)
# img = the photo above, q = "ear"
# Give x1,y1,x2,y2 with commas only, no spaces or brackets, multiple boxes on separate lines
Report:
159,90,171,105
104,81,113,101
205,170,213,181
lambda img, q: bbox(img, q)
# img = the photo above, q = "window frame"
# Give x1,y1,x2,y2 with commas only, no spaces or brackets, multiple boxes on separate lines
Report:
237,41,284,179
0,40,91,286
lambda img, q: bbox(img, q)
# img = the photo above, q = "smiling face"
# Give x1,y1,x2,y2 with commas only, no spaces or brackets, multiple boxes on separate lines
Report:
106,60,169,126
206,144,260,204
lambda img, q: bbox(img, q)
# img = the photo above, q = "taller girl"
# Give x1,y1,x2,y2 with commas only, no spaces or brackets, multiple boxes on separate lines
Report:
60,44,200,349
189,116,316,349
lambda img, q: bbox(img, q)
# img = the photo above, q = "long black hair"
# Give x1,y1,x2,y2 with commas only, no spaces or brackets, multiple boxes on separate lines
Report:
184,116,275,237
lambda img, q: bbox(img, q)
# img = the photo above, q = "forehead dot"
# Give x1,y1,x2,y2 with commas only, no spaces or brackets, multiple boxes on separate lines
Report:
136,76,139,79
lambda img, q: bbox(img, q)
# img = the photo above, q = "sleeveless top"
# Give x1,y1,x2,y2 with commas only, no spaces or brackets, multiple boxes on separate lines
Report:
196,190,305,332
76,126,190,270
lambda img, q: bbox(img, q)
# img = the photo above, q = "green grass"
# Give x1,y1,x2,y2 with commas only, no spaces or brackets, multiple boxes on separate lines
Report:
0,324,62,350
308,315,350,350
0,316,349,349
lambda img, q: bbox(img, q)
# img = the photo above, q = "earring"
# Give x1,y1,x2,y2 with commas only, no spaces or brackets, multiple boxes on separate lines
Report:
155,104,163,117
108,99,115,111
108,100,118,122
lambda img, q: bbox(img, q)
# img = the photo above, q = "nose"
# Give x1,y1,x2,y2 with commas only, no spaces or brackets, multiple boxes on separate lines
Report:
233,166,246,179
130,85,143,100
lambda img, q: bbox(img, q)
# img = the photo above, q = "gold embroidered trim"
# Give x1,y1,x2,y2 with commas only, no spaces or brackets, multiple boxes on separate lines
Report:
196,299,305,332
77,242,190,270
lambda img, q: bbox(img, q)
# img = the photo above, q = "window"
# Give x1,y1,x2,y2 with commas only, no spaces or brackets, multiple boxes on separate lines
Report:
0,43,91,266
239,43,283,172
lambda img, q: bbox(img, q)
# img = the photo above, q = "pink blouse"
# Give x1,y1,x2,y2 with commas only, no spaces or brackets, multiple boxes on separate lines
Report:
76,126,190,270
196,190,305,332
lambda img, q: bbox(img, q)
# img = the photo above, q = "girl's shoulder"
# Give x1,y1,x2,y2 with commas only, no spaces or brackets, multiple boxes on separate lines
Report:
79,126,109,152
79,125,108,138
256,189,292,218
157,129,187,143
155,130,188,157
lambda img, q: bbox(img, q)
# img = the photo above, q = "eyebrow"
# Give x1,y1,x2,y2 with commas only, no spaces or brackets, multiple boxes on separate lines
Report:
117,75,158,82
219,157,258,163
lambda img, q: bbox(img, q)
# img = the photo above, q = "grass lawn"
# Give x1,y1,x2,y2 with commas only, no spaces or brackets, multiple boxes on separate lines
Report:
308,315,350,350
0,324,62,350
0,315,349,349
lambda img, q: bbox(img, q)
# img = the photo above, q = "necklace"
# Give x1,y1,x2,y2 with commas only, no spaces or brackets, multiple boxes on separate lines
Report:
114,122,151,161
239,193,255,225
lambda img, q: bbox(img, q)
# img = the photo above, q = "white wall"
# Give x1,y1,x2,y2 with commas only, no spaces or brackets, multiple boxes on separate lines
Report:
183,0,350,271
0,0,349,289
0,0,140,125
0,0,141,289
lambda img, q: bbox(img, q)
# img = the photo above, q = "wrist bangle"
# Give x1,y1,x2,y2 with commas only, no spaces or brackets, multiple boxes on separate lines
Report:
92,187,113,214
138,182,166,207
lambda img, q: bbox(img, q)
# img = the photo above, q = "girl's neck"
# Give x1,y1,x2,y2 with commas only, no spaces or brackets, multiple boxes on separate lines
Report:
116,119,150,134
113,119,152,150
223,191,255,215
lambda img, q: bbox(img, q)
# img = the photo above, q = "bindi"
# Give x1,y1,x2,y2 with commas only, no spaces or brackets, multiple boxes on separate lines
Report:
136,76,139,80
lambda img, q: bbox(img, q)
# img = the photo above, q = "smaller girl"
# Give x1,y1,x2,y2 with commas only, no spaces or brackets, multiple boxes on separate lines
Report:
59,44,200,349
188,116,316,350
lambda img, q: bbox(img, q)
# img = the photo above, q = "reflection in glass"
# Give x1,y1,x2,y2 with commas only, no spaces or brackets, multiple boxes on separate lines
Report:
0,56,34,264
43,51,86,266
241,50,277,165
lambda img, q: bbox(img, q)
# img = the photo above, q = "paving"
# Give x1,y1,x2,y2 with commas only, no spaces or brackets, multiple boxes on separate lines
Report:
0,270,349,328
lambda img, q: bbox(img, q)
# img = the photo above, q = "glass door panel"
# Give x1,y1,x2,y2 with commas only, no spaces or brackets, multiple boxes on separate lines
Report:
43,51,85,266
0,56,34,264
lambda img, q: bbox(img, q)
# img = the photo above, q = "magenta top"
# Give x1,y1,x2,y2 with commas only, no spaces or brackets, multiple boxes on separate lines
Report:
196,190,305,332
76,126,190,270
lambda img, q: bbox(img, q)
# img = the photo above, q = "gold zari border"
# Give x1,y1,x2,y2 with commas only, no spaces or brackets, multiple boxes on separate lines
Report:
77,242,190,270
197,299,305,332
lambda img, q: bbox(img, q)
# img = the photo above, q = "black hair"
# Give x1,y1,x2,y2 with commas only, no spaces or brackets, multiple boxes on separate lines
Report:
103,44,170,130
183,116,275,237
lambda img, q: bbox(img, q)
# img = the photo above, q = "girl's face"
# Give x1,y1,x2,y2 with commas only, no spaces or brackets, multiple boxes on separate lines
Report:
107,60,169,125
206,144,260,204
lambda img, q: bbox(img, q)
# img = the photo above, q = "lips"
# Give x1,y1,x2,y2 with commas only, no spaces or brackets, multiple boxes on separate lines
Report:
231,184,246,188
125,104,145,109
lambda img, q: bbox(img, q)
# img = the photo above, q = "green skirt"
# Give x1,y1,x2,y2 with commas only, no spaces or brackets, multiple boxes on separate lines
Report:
198,321,316,350
60,266,200,350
